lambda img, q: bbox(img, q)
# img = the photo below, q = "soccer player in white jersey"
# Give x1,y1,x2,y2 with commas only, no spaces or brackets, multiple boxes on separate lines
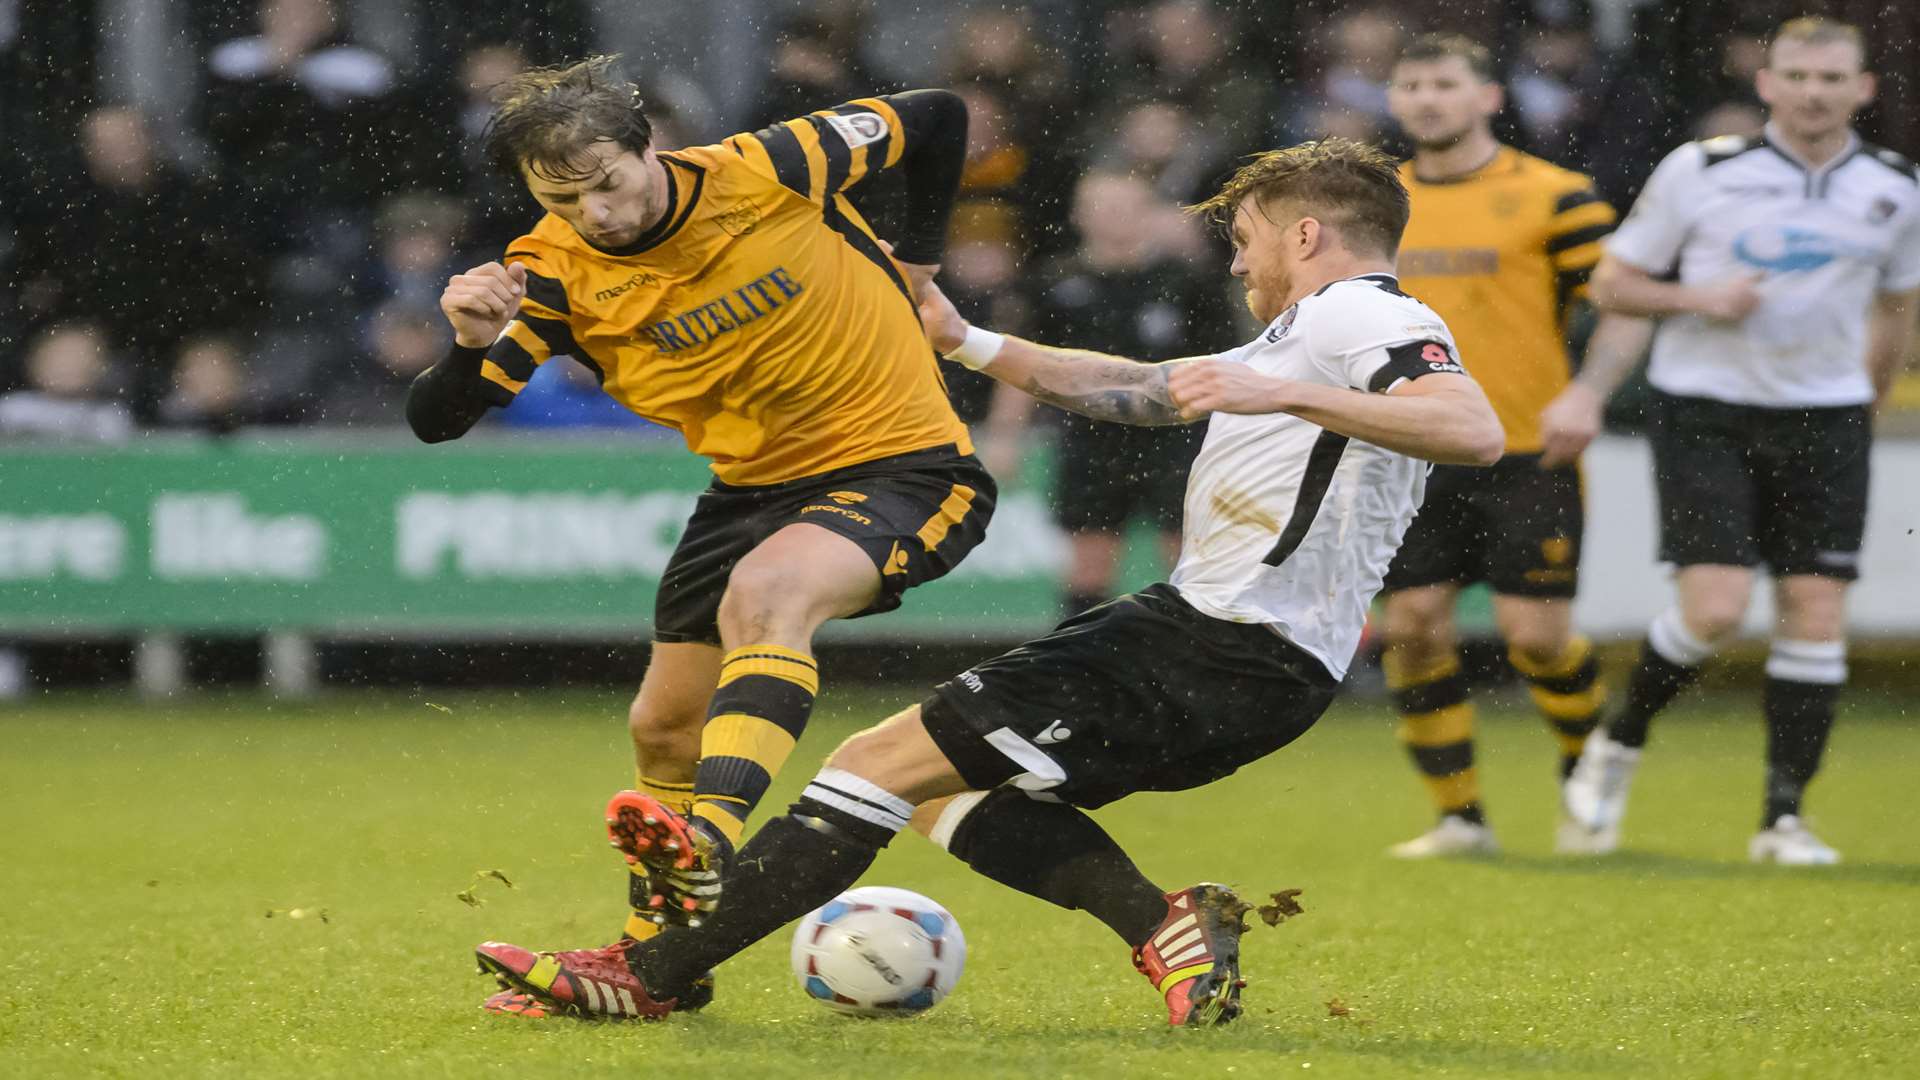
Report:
1558,17,1920,863
473,139,1504,1027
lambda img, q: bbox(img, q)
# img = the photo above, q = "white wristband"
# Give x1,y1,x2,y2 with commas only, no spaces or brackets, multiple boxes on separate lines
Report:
944,325,1005,371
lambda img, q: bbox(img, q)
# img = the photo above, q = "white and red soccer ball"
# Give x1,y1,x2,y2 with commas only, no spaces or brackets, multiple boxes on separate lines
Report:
790,886,966,1017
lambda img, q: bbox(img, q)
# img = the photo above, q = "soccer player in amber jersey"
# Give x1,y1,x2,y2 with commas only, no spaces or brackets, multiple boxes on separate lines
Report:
407,57,993,1010
1378,35,1654,857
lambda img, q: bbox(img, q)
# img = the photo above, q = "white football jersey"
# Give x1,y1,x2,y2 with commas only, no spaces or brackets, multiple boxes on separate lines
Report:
1607,124,1920,407
1170,274,1466,680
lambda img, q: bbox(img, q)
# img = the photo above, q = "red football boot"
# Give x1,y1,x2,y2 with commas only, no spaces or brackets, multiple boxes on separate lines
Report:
475,939,677,1020
1132,883,1250,1027
605,790,729,926
480,989,551,1018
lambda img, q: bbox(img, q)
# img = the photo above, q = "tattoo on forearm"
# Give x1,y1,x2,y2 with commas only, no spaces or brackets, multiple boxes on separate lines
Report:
1020,349,1185,426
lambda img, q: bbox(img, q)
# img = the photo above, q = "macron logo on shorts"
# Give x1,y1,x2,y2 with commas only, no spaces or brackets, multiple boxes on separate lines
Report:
1032,720,1072,745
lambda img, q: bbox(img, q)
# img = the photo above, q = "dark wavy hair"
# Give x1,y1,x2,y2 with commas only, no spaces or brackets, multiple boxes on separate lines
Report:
482,55,652,182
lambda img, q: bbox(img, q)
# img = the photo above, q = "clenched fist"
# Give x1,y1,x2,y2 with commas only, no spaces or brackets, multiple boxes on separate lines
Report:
1168,359,1283,420
441,262,527,348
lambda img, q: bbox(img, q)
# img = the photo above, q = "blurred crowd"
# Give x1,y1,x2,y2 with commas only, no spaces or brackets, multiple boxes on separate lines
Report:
0,0,1911,443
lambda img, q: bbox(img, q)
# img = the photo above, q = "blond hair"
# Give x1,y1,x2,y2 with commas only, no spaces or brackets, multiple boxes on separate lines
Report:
1188,138,1410,257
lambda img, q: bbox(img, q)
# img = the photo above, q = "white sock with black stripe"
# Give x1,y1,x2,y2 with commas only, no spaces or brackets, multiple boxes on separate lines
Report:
799,766,916,842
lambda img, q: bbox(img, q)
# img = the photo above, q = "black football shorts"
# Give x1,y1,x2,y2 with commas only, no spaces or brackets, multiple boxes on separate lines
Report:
1381,453,1585,599
653,444,996,644
920,583,1337,809
1648,391,1869,580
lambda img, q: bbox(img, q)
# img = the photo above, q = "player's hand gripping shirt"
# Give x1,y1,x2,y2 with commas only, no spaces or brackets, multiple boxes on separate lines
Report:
478,97,971,485
1607,126,1920,407
1395,148,1614,453
1171,275,1470,680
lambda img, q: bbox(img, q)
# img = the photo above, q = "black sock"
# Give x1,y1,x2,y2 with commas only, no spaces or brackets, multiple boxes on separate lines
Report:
1762,677,1840,827
945,789,1167,948
1061,589,1107,620
628,796,895,997
1608,644,1704,749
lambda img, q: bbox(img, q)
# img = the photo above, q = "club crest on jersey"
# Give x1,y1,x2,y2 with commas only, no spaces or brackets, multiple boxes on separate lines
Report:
714,199,761,237
1265,305,1299,343
824,111,888,149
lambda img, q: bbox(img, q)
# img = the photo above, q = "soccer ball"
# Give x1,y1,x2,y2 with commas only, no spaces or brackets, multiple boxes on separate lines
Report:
790,886,966,1017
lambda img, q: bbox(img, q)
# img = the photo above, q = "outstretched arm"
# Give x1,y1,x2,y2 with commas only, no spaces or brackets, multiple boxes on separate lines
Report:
917,279,1195,426
1167,360,1504,466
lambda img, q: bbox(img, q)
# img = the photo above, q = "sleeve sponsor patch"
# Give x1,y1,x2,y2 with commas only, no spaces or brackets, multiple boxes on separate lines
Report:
822,111,889,150
1369,339,1466,393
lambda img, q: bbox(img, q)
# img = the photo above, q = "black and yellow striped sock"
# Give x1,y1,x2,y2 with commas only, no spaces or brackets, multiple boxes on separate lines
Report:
1510,635,1607,780
1386,651,1483,824
690,645,819,848
625,772,695,940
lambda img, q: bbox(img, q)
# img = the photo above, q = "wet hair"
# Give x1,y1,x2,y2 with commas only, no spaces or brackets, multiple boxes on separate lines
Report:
1188,138,1410,257
1395,33,1496,83
1768,17,1865,66
482,55,652,182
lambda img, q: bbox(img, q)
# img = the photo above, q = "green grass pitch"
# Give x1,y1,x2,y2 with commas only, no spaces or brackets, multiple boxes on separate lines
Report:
4,686,1917,1078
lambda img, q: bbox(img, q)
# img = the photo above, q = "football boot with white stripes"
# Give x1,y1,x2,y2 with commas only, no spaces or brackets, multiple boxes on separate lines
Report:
475,939,678,1020
1133,883,1250,1027
481,968,715,1018
605,790,731,926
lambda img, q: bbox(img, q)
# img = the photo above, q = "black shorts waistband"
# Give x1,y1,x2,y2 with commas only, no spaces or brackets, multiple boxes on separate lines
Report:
1651,390,1871,421
1135,583,1338,689
708,443,978,496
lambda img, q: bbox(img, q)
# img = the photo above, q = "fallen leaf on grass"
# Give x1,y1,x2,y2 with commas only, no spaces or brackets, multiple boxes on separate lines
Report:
1257,888,1305,926
1326,997,1352,1018
457,869,517,906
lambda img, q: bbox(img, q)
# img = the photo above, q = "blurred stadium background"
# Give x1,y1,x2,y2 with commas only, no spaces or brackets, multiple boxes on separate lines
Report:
1,0,1917,696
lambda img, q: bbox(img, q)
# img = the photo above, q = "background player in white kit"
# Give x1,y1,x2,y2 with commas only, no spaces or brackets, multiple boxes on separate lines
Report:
472,139,1504,1027
1558,18,1920,863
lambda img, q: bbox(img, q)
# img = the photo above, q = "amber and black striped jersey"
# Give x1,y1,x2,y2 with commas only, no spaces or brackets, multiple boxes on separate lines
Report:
476,92,971,486
1396,147,1616,453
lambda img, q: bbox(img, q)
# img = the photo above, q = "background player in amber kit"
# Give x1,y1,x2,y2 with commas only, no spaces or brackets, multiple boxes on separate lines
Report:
409,57,992,1004
1379,35,1653,858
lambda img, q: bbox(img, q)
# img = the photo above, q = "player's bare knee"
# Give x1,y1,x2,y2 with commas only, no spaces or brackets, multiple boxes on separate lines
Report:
824,724,904,785
1383,606,1454,666
1681,596,1747,643
1776,582,1847,641
824,709,953,803
1506,625,1572,668
718,560,829,642
628,695,704,761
